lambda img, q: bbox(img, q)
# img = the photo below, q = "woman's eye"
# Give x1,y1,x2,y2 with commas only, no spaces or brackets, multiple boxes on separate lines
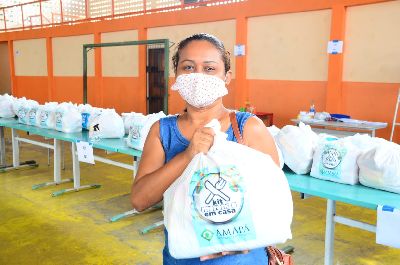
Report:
183,65,194,71
205,66,215,72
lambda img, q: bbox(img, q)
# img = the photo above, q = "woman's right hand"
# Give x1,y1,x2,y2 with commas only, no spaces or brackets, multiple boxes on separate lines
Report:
184,127,215,159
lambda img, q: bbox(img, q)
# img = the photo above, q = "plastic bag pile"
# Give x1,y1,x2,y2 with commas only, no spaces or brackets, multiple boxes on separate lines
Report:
274,122,400,194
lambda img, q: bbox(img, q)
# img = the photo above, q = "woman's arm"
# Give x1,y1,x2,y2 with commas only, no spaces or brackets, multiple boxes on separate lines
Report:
243,116,280,166
131,121,215,211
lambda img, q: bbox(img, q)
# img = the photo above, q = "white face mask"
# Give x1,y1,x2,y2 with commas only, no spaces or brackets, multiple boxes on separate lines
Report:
171,73,228,108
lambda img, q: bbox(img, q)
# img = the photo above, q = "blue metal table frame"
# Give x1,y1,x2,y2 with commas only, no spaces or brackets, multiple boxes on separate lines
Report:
285,170,400,265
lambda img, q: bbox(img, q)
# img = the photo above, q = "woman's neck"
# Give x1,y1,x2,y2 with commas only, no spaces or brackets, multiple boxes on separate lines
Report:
184,101,229,127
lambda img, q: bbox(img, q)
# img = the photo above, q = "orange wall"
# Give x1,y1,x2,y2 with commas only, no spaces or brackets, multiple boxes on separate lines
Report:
248,80,327,128
102,77,145,114
342,82,400,140
14,76,48,103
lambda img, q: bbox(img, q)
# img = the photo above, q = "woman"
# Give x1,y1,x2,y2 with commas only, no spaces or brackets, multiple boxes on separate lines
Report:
131,33,279,264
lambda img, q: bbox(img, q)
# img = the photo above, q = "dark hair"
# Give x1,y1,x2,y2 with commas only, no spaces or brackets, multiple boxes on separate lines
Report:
172,33,231,74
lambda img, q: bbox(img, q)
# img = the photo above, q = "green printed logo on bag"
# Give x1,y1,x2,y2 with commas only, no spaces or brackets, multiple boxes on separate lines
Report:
28,108,37,125
190,165,256,247
129,125,143,145
319,143,347,179
55,111,64,130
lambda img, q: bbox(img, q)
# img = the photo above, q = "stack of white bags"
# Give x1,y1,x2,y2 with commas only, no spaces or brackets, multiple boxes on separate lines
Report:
0,94,15,118
275,122,400,194
123,111,166,151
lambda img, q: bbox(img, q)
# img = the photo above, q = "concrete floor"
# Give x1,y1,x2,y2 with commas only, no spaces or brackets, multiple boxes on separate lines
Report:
0,133,399,265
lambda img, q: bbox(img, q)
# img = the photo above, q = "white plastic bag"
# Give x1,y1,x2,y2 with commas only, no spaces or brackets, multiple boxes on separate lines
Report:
17,100,39,124
122,112,145,135
27,105,39,126
358,141,400,194
164,120,293,259
55,102,82,133
0,94,16,118
37,102,58,129
276,122,319,174
12,97,26,117
89,109,124,139
311,137,361,185
126,111,166,150
266,125,285,169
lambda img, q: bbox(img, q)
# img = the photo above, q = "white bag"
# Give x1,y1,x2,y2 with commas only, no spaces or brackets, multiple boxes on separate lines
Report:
266,125,285,169
78,104,102,130
17,100,39,124
358,141,400,194
37,102,58,129
122,112,145,135
126,111,166,150
55,102,82,133
12,97,26,117
27,105,39,126
89,109,124,139
0,94,16,118
276,122,318,174
164,120,293,259
311,137,361,185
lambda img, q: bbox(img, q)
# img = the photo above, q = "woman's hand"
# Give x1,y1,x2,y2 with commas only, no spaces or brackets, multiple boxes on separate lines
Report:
200,250,250,261
184,127,215,159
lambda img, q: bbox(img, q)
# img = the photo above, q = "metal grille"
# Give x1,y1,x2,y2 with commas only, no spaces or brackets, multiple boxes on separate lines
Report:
63,0,86,22
89,0,111,18
0,0,246,31
41,0,61,24
22,2,40,26
114,0,144,15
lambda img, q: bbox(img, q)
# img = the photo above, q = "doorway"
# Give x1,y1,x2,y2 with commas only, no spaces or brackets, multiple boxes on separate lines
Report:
0,42,11,95
147,45,166,114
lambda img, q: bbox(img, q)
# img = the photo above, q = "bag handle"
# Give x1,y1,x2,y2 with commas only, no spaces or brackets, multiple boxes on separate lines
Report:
229,111,244,145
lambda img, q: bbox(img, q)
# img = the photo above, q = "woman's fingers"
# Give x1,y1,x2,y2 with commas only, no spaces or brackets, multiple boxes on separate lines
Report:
185,127,215,159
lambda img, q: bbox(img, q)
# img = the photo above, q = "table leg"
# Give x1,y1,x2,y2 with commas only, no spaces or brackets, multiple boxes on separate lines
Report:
0,126,5,167
52,142,100,197
371,130,376,137
11,129,20,167
109,156,145,222
325,199,336,265
32,139,72,190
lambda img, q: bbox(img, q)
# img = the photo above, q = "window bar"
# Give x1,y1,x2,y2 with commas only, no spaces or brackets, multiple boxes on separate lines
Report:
60,0,63,23
85,0,89,19
2,9,6,31
112,0,115,18
21,5,25,30
40,0,43,27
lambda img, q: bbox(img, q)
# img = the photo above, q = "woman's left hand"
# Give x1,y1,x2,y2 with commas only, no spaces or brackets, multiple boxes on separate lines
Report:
200,250,249,261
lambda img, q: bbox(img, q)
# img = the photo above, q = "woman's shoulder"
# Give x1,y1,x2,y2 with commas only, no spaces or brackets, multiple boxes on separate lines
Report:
232,111,255,128
159,114,178,125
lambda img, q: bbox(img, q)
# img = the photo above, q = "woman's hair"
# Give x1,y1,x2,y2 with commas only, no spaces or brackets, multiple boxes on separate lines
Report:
172,33,231,74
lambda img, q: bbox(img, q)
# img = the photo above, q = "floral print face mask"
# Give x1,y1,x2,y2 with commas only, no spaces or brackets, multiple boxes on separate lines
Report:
171,73,228,108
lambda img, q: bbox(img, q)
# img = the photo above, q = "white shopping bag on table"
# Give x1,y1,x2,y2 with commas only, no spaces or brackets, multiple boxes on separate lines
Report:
89,109,124,139
126,111,166,150
0,94,16,118
276,122,319,174
164,119,293,259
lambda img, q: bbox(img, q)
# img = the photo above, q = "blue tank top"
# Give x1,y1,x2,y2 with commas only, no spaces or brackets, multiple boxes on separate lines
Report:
159,111,269,265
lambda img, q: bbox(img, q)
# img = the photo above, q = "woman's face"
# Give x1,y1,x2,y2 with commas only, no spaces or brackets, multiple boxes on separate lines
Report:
176,40,231,84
